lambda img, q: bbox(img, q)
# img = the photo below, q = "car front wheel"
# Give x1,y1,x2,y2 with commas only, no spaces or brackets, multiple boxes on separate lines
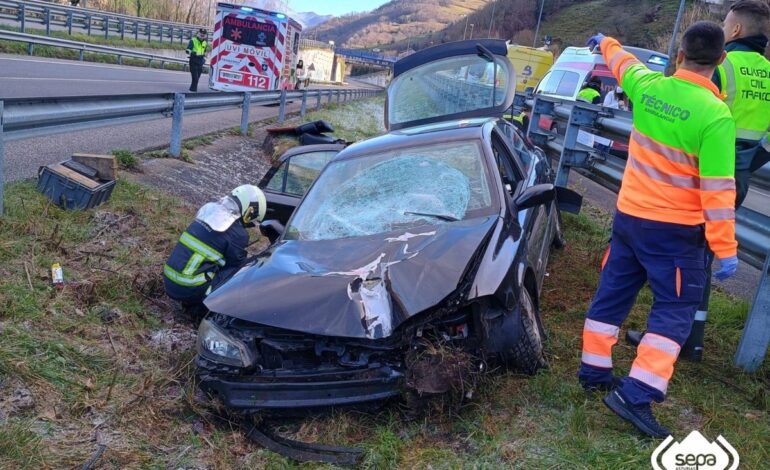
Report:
502,288,547,374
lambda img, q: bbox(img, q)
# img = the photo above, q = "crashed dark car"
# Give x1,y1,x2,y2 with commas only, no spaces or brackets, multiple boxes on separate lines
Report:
196,40,581,415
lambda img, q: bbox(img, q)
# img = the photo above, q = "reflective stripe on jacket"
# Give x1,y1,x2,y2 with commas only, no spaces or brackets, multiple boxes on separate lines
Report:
600,36,737,259
164,219,247,290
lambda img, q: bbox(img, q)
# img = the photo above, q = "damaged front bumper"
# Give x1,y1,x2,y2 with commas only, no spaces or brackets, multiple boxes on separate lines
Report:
198,366,404,410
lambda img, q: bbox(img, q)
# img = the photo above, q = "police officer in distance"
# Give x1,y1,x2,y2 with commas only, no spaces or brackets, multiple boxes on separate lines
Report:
186,28,208,92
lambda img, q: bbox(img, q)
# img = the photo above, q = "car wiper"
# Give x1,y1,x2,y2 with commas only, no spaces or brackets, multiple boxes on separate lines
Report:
404,211,459,222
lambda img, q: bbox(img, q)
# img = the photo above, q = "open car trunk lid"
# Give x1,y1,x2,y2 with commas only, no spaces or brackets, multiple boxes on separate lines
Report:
386,39,516,131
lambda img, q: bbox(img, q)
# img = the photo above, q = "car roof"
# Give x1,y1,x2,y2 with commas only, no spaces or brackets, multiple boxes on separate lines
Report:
331,118,491,163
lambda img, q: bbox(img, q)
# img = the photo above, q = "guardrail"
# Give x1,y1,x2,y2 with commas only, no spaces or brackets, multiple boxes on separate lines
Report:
0,0,203,43
0,87,382,212
518,93,770,372
0,29,190,69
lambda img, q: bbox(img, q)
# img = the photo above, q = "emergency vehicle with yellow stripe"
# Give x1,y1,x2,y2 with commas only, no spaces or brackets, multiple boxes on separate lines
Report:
210,2,302,92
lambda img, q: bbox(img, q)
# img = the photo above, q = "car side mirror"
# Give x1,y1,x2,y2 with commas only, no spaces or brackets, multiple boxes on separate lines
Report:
259,220,285,244
515,183,555,210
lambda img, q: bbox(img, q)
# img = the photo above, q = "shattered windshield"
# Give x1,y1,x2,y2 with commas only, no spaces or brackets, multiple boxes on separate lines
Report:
285,141,495,241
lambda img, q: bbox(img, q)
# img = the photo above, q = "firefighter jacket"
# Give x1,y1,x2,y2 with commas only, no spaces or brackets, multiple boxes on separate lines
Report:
163,218,248,300
599,36,737,259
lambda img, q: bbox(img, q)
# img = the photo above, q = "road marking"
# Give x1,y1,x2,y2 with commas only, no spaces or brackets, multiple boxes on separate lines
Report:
0,55,190,75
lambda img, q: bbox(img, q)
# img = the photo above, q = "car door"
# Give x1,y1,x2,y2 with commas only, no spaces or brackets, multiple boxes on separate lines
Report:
493,126,550,281
258,144,344,224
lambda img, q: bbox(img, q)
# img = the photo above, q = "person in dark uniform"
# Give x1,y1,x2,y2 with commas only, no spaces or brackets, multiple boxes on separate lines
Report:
163,185,266,320
186,29,208,92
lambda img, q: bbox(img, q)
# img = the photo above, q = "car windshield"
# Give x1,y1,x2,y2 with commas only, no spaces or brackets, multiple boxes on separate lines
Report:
285,140,495,241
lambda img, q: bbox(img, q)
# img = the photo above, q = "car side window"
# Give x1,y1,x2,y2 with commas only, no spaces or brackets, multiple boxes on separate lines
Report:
491,132,523,194
496,121,533,169
284,151,338,196
265,162,287,192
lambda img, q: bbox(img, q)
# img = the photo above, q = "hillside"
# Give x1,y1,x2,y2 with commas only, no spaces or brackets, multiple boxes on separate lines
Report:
306,0,490,48
351,0,718,55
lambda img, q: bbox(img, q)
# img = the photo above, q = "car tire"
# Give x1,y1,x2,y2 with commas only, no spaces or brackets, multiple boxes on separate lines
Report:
503,288,547,374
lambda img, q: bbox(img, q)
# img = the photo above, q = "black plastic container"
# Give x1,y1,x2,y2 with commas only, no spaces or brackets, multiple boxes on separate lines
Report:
37,162,116,210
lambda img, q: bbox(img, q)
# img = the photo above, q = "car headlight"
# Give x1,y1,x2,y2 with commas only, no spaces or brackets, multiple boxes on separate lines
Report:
197,318,255,368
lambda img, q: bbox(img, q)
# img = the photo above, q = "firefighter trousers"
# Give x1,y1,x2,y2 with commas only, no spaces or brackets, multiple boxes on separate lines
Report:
578,211,706,405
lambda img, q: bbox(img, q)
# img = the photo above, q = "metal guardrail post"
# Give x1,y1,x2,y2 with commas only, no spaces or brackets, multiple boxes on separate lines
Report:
734,250,770,372
278,90,287,123
0,101,4,216
119,19,125,40
146,23,151,42
169,93,185,158
86,14,91,36
316,90,322,110
327,91,333,105
159,25,163,43
240,92,251,135
134,21,138,41
104,16,109,39
555,104,599,187
67,11,73,35
300,91,307,117
336,90,341,104
44,8,50,36
79,47,84,61
526,97,555,149
27,43,33,55
19,3,25,32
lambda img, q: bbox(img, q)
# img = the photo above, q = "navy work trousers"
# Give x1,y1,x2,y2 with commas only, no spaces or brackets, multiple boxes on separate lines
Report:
579,211,706,405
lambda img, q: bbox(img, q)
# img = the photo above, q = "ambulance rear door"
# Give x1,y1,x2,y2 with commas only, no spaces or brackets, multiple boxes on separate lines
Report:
210,3,288,92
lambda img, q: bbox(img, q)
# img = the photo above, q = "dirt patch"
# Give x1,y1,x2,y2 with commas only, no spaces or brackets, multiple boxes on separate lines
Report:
135,130,274,206
0,376,35,422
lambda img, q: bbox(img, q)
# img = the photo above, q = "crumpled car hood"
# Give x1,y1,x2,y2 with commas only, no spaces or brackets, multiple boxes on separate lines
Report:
204,216,497,339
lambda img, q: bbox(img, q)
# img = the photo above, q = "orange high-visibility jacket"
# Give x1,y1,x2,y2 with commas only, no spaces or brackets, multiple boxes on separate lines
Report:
601,37,738,258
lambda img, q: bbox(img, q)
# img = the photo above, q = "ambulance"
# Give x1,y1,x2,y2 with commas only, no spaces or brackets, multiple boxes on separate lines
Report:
209,2,303,92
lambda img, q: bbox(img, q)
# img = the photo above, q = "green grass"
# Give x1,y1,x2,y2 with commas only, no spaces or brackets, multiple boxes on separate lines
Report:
111,148,138,169
540,0,685,49
1,102,767,467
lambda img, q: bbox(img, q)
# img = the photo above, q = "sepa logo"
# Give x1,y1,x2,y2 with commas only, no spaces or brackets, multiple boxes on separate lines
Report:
651,431,739,470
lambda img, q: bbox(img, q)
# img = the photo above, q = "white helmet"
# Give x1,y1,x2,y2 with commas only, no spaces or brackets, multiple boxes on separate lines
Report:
231,184,267,226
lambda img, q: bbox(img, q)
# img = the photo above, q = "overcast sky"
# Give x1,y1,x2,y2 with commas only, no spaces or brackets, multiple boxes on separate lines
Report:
287,0,390,16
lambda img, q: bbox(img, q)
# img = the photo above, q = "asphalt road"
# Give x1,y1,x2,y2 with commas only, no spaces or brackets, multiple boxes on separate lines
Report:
0,54,205,98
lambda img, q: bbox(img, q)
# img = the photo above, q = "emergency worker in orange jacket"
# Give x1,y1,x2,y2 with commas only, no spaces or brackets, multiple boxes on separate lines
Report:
578,23,738,438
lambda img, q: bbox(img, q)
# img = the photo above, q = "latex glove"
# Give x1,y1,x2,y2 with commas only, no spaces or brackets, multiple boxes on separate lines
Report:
713,256,738,281
586,33,606,50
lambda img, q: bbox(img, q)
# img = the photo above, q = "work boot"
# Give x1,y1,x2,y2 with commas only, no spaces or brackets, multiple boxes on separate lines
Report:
625,329,643,347
603,389,671,438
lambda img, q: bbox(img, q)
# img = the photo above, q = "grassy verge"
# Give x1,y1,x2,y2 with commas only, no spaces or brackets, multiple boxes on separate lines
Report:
1,107,766,467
